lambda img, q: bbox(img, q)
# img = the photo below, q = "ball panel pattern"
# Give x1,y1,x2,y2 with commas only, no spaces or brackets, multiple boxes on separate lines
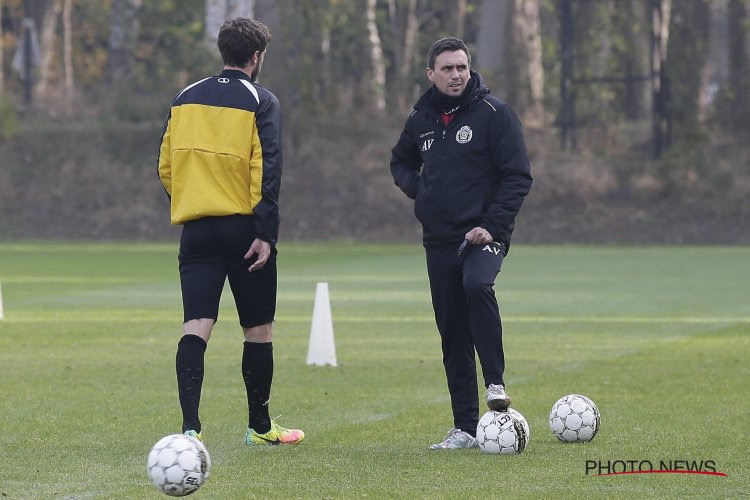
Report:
147,434,211,496
477,409,530,455
548,394,600,443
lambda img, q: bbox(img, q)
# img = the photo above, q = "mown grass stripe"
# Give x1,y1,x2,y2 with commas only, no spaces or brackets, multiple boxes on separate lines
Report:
3,314,749,324
0,275,426,284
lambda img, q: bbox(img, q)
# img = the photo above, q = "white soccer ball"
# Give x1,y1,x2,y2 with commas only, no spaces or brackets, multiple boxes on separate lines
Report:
549,394,600,442
147,434,211,496
476,409,530,455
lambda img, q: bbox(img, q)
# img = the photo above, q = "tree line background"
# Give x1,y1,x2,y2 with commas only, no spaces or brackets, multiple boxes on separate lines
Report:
0,0,748,244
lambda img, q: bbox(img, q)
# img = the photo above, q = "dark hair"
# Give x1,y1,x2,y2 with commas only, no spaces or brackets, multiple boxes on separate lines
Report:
427,37,471,69
217,18,272,67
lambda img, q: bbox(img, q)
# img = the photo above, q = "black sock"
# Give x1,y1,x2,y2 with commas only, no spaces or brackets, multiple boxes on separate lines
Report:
242,341,273,433
176,334,207,433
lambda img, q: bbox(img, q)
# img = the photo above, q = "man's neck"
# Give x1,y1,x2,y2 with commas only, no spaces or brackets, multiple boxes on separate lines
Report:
224,65,254,80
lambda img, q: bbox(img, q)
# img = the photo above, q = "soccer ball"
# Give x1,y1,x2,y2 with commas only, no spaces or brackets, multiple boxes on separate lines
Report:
147,434,211,496
549,394,600,442
476,409,530,454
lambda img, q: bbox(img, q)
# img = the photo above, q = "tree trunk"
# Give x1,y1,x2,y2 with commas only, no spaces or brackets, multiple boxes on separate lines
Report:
397,0,418,112
560,0,574,149
454,0,467,38
108,0,142,84
205,0,225,41
35,0,62,100
666,0,711,138
320,20,332,96
592,1,614,79
622,0,649,119
253,0,280,88
699,0,729,120
0,0,4,94
205,0,256,43
651,0,671,157
366,0,386,111
726,0,750,128
387,0,401,81
477,0,510,93
515,0,544,124
63,0,73,115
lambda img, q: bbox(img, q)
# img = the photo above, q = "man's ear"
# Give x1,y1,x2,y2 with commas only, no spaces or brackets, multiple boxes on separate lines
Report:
426,67,434,82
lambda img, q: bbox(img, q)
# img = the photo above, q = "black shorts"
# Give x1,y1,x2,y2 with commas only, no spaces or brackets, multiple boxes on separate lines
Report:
178,215,277,328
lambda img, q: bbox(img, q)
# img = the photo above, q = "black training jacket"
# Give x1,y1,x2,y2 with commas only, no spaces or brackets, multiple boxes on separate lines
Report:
390,72,532,251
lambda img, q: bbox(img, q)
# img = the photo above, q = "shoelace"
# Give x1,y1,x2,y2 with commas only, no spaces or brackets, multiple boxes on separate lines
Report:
440,429,471,447
487,386,507,397
271,416,291,433
446,428,464,440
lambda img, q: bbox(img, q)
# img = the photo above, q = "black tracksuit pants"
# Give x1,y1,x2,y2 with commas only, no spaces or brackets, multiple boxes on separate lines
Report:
425,241,507,434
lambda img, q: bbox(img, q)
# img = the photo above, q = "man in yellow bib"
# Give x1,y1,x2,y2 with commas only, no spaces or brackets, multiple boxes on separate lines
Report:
157,18,303,446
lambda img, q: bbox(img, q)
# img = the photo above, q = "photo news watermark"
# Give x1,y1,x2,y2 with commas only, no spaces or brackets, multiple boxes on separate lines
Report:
586,460,728,477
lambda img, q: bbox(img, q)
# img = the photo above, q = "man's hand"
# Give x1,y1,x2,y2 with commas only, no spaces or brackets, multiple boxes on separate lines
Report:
465,227,493,245
244,238,271,272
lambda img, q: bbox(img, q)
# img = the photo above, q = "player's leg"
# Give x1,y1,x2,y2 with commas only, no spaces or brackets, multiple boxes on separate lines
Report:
176,218,226,435
425,245,479,448
461,241,510,410
240,322,303,445
241,322,274,436
219,215,303,445
235,263,304,445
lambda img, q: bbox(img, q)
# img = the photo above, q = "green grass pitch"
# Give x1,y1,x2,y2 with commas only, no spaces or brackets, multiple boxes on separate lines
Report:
0,242,748,498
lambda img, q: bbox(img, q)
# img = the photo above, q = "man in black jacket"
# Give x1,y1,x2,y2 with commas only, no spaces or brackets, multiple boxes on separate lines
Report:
390,37,532,450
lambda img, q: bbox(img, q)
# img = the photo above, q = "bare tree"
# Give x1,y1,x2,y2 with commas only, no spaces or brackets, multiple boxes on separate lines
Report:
35,0,62,100
63,0,73,114
726,0,750,128
205,0,224,41
108,0,142,84
622,0,650,119
477,0,510,93
514,0,544,124
0,0,4,94
651,0,671,157
320,18,332,96
254,0,280,87
591,1,614,79
205,0,255,43
454,0,467,38
387,0,403,89
657,0,671,65
398,0,419,111
386,0,421,112
366,0,386,111
698,0,729,120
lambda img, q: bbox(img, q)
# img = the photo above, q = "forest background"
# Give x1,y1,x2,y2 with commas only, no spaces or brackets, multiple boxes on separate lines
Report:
0,0,748,244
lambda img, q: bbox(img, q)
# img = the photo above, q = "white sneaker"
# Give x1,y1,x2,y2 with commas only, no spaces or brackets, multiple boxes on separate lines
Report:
485,383,512,411
429,428,478,450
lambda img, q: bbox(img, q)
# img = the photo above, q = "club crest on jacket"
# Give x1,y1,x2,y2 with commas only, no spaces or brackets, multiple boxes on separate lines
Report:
456,125,473,144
